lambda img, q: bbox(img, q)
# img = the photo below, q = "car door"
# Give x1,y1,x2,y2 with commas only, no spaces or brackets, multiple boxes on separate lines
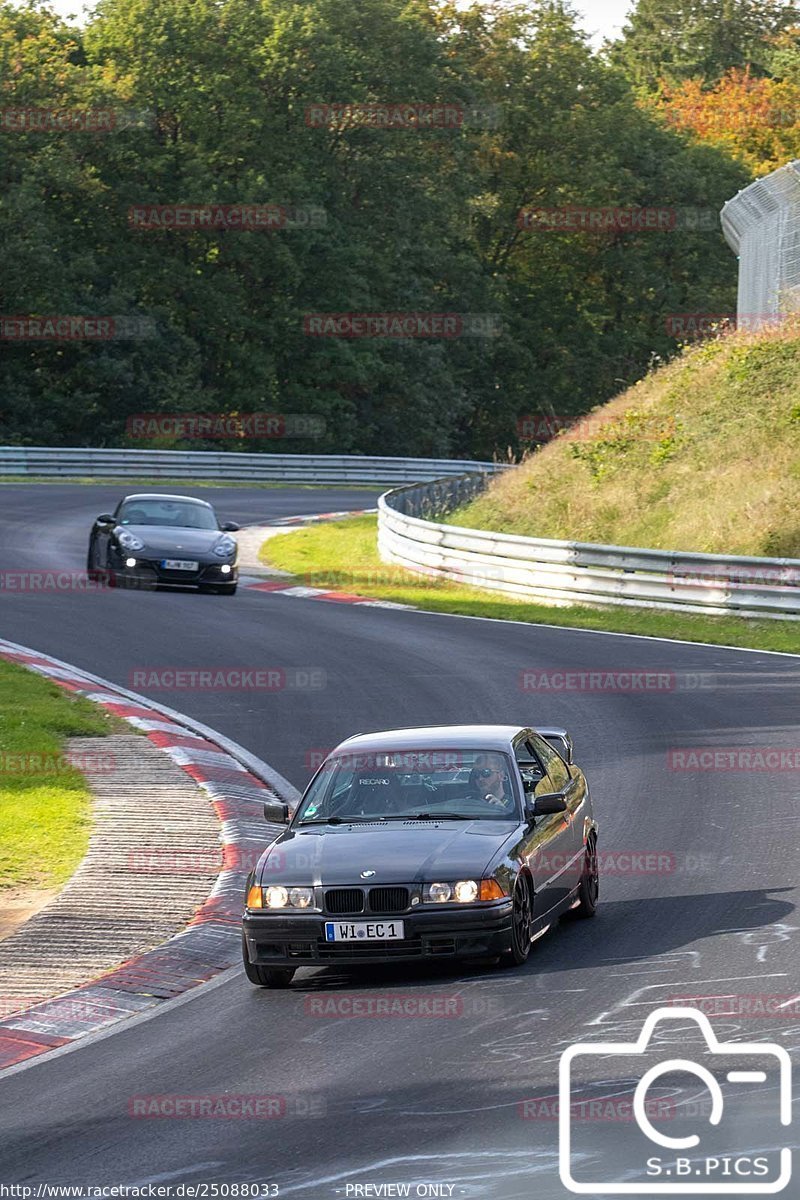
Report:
529,732,585,906
512,734,577,917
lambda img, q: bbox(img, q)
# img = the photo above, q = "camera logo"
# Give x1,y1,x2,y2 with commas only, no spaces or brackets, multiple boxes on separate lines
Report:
559,1007,792,1194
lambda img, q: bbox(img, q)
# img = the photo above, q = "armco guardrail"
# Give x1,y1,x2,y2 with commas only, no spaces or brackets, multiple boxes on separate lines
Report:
378,476,800,620
0,446,502,486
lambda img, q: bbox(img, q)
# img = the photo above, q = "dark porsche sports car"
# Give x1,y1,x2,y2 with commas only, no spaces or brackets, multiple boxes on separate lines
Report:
87,493,240,593
242,724,598,987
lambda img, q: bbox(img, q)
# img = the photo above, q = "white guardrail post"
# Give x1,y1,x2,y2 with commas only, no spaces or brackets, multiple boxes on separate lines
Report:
378,476,800,621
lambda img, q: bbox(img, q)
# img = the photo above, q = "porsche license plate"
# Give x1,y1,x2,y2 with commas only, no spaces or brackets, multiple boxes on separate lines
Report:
162,559,198,570
324,920,404,942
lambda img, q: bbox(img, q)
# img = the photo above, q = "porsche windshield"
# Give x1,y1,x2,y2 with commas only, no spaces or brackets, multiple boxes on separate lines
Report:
296,749,519,822
117,499,218,530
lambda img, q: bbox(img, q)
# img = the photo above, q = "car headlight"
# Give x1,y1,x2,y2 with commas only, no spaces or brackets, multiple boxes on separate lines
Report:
423,880,480,904
118,530,145,552
213,537,237,558
454,880,479,903
258,885,315,910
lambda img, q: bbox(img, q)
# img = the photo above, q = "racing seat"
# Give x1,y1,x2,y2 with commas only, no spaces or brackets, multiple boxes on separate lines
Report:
347,773,404,819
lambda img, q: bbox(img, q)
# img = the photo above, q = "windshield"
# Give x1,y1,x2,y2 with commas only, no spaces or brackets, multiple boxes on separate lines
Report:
295,748,519,823
117,499,218,530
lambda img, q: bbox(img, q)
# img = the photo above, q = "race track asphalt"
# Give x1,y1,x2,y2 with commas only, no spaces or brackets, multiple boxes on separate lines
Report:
0,484,798,1199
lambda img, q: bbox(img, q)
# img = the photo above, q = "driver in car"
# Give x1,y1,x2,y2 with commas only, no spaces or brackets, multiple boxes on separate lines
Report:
470,753,514,810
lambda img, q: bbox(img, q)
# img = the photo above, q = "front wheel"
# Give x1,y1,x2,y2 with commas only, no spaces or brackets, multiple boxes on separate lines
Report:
242,934,295,988
501,877,533,967
572,836,599,918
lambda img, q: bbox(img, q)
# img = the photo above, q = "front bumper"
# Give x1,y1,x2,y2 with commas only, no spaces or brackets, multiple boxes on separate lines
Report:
112,557,238,589
242,901,514,967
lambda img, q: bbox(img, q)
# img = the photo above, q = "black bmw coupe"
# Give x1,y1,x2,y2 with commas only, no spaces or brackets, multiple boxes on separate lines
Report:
87,493,240,593
243,724,599,987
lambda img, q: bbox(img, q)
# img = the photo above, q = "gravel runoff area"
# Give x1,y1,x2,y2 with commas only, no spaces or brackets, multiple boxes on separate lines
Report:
0,640,288,1069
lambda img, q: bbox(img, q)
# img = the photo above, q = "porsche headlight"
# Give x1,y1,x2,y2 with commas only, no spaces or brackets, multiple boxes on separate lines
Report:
262,885,315,909
118,530,145,552
213,537,237,558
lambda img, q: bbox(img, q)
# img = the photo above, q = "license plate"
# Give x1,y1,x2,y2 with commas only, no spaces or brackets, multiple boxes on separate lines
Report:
324,920,404,942
162,559,198,570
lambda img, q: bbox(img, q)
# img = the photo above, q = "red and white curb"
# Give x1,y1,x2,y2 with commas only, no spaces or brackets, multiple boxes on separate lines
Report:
264,508,377,526
0,638,294,1071
245,580,410,609
241,509,413,610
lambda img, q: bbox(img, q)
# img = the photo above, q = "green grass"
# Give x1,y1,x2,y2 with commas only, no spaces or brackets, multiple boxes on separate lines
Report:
260,516,800,655
0,660,126,889
456,320,800,558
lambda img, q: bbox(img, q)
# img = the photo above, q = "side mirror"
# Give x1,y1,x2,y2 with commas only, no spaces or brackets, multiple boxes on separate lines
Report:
220,521,240,532
96,513,115,524
532,792,568,815
263,800,289,823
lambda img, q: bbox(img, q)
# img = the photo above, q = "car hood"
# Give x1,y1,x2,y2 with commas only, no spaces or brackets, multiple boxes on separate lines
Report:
257,821,520,886
115,525,231,557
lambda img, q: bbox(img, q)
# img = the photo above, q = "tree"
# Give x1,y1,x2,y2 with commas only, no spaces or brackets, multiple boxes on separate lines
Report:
652,68,800,175
609,0,799,90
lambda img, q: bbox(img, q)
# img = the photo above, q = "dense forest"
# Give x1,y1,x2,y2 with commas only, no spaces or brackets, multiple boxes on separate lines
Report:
1,0,798,457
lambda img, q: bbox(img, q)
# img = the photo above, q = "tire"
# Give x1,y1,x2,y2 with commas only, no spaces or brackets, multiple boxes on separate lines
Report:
242,934,295,988
501,876,533,967
573,835,599,918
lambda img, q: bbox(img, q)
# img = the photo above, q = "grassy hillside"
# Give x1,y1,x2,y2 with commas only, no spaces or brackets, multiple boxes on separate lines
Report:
457,320,800,557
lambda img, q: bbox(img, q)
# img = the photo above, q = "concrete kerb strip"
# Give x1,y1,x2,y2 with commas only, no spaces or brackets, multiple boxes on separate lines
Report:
0,637,298,1070
239,508,412,610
